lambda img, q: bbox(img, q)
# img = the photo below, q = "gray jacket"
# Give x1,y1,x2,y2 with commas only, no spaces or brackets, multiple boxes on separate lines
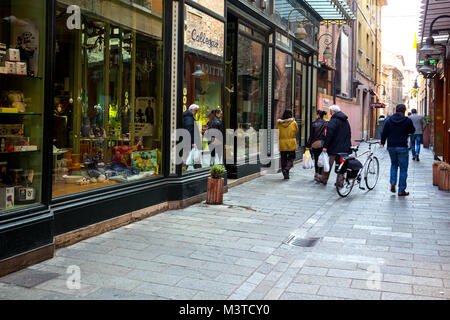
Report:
409,114,427,134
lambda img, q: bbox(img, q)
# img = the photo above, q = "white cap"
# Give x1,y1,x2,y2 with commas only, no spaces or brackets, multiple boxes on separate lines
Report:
329,105,341,113
189,104,199,111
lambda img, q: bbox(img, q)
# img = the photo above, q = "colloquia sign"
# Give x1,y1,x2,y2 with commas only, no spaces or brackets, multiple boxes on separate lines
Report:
184,5,224,58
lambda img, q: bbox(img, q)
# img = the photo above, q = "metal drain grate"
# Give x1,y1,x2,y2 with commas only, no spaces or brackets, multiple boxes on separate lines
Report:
284,236,321,247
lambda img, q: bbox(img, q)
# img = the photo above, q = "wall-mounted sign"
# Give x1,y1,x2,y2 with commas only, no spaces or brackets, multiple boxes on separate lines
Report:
190,0,224,16
185,5,224,58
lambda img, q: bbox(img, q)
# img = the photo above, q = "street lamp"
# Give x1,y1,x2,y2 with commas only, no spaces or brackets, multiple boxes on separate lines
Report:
375,83,386,96
418,59,436,79
286,8,312,41
319,33,333,62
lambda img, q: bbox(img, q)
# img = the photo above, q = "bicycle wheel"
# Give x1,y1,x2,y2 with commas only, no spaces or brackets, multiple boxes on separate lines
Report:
365,156,380,190
336,171,355,198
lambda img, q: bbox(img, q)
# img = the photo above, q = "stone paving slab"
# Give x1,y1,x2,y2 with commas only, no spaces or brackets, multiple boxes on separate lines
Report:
0,148,449,300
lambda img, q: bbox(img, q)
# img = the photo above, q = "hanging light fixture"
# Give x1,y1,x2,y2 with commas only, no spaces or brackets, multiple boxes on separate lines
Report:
420,36,441,55
418,60,435,77
192,64,205,77
323,45,332,61
294,24,307,40
287,8,311,41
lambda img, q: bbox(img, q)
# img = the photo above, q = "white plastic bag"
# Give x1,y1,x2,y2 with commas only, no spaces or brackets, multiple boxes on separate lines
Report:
302,150,313,169
193,148,201,164
319,152,330,173
186,147,198,166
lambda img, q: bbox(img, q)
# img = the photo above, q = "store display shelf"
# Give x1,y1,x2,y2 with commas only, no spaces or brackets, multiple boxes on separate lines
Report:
0,112,42,116
0,150,40,154
0,74,42,80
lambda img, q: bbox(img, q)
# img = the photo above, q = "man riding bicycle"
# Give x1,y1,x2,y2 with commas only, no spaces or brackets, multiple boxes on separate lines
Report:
319,105,352,187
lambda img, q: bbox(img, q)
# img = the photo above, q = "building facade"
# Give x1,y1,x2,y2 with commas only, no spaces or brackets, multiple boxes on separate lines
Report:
0,0,355,276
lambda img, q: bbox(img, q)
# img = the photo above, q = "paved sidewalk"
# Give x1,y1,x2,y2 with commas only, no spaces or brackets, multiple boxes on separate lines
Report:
1,147,449,300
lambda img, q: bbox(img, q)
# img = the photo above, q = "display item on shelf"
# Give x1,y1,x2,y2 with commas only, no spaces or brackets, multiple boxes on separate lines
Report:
7,91,26,112
0,186,14,209
6,61,16,74
16,62,27,76
0,124,24,136
7,49,20,62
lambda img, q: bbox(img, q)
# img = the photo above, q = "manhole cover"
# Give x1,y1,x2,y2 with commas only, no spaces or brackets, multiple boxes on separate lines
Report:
284,236,321,247
0,268,60,288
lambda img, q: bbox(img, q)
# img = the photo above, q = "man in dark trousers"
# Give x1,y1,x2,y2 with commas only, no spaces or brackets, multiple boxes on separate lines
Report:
381,104,416,196
409,108,427,161
320,105,352,186
183,104,201,169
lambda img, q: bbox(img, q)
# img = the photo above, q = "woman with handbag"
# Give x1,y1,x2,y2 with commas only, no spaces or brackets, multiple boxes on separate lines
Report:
276,109,298,180
306,110,328,182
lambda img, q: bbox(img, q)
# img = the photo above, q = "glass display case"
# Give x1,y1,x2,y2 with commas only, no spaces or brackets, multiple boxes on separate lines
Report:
0,0,46,213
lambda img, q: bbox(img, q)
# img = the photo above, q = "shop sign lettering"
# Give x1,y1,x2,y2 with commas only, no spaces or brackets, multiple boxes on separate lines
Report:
191,29,219,49
66,5,81,30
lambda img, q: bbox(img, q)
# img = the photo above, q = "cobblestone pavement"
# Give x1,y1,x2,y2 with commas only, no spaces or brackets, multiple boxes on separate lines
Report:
1,147,449,300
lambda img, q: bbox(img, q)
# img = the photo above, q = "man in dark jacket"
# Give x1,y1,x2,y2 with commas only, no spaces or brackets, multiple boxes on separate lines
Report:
320,105,352,186
183,104,200,148
183,104,201,169
381,104,415,196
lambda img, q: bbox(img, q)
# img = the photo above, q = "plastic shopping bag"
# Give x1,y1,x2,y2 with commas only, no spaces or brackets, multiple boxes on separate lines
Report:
302,150,313,169
193,148,201,164
320,152,330,173
186,147,197,166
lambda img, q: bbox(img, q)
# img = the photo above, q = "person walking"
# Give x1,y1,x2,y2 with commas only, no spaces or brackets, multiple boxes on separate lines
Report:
319,105,352,186
409,108,427,161
183,104,201,169
277,109,298,180
380,104,416,196
306,110,328,182
206,110,224,165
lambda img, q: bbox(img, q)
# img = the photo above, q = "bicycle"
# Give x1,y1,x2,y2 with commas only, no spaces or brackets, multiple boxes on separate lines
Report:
335,139,381,198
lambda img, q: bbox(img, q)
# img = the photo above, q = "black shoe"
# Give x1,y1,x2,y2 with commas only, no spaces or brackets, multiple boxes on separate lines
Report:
416,155,420,162
391,183,396,193
412,156,416,161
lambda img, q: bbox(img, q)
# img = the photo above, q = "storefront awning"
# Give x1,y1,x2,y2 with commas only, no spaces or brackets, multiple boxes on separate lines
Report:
274,0,355,24
303,0,356,23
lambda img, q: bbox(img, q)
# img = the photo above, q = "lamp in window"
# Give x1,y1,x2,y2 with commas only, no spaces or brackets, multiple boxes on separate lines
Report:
192,64,205,77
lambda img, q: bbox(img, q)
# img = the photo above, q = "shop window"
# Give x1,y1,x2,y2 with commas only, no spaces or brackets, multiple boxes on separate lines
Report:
0,0,46,213
274,49,293,122
235,34,265,162
52,1,164,198
182,4,225,172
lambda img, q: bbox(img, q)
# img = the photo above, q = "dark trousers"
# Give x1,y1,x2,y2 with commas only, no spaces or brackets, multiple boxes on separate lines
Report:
281,151,296,176
311,147,323,174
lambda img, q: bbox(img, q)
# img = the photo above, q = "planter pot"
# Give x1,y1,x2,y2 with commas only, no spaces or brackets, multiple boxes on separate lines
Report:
423,125,431,148
206,177,224,205
438,168,450,191
433,162,441,186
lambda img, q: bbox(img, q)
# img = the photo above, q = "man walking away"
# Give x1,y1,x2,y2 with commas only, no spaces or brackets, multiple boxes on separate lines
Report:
320,105,352,186
276,109,298,179
381,104,415,196
409,109,427,161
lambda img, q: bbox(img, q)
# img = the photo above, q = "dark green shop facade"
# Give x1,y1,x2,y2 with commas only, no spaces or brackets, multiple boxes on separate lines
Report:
0,0,352,275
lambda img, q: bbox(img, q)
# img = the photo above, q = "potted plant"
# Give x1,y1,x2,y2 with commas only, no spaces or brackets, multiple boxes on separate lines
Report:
437,163,450,191
207,164,225,205
433,161,442,186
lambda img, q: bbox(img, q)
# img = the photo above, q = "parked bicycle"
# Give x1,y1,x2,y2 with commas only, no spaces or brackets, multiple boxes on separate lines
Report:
335,139,381,198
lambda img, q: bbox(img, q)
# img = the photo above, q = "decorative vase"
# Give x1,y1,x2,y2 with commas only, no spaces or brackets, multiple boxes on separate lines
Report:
71,154,81,171
432,161,441,186
206,177,224,205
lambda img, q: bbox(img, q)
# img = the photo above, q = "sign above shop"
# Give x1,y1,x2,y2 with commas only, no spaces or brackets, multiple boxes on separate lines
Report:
185,5,224,58
370,103,386,108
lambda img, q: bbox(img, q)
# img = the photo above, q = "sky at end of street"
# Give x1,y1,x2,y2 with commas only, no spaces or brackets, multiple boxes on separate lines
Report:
381,0,422,71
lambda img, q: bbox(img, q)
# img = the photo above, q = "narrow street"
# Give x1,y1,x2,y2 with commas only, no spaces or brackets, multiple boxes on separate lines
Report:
1,147,449,300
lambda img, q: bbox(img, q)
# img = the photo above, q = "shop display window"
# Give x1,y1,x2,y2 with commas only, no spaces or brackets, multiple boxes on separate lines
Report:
182,5,225,172
52,1,164,197
274,49,293,122
0,0,46,213
236,33,265,162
